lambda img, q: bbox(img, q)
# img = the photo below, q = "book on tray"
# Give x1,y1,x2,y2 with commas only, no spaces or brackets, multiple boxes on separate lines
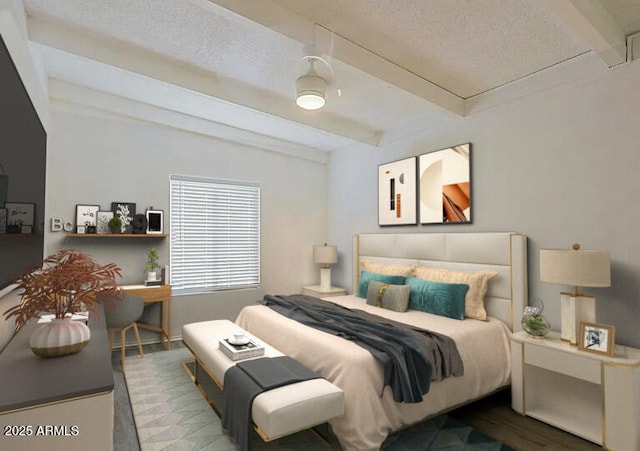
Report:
218,337,265,361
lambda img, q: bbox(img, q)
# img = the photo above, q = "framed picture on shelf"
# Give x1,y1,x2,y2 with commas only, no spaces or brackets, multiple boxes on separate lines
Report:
76,225,86,234
146,209,164,234
21,225,33,234
0,208,6,233
96,211,114,234
5,202,35,233
76,205,100,229
418,143,472,224
579,322,615,357
378,157,417,226
111,202,136,234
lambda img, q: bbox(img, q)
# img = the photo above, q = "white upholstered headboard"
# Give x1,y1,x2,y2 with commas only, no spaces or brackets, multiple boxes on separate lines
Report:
353,232,528,331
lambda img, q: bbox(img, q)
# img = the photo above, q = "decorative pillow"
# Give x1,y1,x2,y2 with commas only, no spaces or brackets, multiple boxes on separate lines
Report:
413,266,498,320
357,271,406,298
366,281,411,312
361,260,414,277
405,277,468,320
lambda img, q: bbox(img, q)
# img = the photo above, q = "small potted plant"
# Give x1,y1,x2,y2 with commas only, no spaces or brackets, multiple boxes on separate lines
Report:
3,249,122,357
108,216,122,234
145,247,161,282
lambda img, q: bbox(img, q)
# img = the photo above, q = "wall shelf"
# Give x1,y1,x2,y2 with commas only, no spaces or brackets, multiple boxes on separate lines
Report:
66,234,168,238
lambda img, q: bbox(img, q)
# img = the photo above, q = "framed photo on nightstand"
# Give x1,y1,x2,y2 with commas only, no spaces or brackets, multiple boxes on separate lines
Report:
579,322,615,357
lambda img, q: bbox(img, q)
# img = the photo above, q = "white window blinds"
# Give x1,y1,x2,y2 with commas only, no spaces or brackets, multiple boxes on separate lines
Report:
170,175,260,294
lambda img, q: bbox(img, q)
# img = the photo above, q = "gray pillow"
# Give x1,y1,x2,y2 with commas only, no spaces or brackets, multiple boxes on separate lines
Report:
365,280,411,312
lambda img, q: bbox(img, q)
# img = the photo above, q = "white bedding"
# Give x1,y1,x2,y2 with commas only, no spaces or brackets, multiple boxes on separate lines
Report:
236,294,512,451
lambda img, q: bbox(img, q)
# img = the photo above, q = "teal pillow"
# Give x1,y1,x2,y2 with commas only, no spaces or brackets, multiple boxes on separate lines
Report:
406,277,468,320
357,271,406,298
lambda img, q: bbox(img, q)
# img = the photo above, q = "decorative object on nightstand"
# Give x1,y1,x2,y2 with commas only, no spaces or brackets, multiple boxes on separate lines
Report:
521,299,550,338
313,243,338,291
539,243,610,345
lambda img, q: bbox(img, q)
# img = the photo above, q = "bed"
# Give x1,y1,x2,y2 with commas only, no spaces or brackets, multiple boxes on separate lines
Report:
236,232,528,450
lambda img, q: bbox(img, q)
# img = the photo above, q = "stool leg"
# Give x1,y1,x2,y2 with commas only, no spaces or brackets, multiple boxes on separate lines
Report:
108,329,115,355
133,323,144,358
121,328,126,372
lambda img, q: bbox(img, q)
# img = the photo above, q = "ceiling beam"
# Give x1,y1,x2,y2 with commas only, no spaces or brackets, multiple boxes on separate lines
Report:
205,0,464,116
544,0,627,68
27,14,378,148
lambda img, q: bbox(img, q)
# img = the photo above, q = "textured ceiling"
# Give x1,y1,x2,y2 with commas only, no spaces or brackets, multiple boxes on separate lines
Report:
22,0,640,152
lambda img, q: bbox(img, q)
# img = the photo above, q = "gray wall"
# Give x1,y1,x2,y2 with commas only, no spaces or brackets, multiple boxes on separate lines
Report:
44,108,328,341
328,60,640,348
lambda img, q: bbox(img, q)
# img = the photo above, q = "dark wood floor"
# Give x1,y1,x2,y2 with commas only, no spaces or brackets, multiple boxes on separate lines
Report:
452,390,601,451
113,342,602,451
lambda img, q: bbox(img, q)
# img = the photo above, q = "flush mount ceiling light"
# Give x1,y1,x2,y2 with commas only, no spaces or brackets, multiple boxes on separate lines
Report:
295,53,332,110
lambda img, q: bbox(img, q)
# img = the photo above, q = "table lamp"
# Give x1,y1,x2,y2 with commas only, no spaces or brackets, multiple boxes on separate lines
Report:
540,243,610,345
313,243,338,291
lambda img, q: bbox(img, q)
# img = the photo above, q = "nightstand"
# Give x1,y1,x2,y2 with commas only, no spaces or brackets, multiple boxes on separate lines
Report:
511,330,640,450
301,285,347,297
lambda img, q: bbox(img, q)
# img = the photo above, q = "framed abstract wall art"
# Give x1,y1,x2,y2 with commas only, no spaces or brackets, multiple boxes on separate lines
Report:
419,143,471,224
5,202,35,233
96,211,114,234
76,204,100,230
378,157,417,226
111,202,136,234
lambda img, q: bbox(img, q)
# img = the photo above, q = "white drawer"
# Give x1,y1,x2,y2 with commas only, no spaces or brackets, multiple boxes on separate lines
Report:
524,343,600,384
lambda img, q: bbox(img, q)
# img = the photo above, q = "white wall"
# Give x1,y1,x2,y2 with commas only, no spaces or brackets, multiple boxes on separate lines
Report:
328,60,640,348
45,106,328,339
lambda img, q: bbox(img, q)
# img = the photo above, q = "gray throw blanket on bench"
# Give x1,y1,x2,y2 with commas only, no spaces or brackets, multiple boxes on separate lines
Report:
260,294,463,404
221,356,322,451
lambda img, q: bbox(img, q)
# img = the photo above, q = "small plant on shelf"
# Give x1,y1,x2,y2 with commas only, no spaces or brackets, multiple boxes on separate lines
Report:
108,216,122,233
145,247,161,281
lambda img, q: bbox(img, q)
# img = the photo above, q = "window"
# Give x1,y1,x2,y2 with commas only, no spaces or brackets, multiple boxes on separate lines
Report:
170,175,260,294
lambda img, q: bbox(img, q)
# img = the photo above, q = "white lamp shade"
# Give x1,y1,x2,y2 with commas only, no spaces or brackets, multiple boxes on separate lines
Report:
540,247,611,288
313,244,337,265
296,73,326,110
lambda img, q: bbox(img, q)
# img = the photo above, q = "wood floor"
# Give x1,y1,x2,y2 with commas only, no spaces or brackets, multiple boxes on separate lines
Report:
452,389,601,451
112,342,602,451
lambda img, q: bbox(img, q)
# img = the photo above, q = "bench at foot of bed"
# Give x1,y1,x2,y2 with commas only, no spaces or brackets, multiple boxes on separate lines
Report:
182,319,345,442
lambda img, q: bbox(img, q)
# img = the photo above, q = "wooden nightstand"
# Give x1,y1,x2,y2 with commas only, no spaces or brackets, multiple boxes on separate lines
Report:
301,285,347,297
511,330,640,450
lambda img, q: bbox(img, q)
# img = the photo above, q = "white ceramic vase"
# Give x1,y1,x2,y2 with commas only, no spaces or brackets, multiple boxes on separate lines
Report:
29,317,91,358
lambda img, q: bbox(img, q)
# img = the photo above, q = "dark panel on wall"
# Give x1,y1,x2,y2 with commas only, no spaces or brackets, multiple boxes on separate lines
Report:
0,35,46,288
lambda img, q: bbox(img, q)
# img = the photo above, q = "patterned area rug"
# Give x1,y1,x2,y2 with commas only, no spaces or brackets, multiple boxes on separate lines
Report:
125,348,514,450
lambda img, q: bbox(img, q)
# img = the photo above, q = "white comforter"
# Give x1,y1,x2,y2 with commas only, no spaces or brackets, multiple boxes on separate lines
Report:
235,295,512,451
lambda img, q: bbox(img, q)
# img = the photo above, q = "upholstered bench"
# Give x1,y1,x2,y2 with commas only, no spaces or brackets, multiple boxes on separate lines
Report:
182,319,344,442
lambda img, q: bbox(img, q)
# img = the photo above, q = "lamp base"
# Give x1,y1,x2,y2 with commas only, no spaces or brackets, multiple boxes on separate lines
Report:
560,292,596,345
320,267,332,292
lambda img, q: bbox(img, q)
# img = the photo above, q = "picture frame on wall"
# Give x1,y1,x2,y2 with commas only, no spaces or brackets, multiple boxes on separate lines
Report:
76,204,100,230
111,202,136,234
378,157,418,226
0,208,7,233
146,209,164,234
5,202,35,233
579,322,615,357
96,211,114,234
418,143,472,224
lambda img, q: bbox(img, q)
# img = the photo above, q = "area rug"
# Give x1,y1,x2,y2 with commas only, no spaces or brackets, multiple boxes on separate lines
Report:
125,347,514,450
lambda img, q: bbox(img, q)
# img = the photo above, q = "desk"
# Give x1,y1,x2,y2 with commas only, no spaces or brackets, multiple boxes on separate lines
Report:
120,284,172,349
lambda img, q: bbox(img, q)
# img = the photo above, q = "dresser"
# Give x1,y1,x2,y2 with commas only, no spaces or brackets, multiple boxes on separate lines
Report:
0,308,114,451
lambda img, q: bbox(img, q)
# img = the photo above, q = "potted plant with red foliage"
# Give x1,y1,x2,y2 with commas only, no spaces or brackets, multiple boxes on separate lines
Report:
3,249,122,357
